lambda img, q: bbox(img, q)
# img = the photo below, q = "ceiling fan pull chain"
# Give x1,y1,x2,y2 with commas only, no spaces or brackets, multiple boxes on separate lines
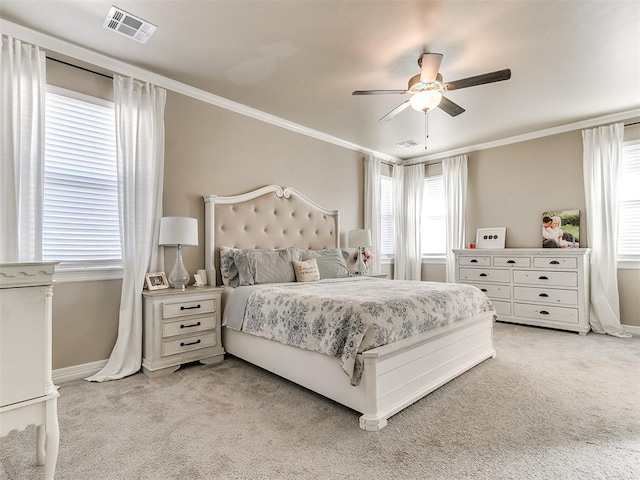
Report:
424,111,429,150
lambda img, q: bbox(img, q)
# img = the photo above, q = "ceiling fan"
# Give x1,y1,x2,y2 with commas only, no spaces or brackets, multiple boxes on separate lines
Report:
353,53,511,121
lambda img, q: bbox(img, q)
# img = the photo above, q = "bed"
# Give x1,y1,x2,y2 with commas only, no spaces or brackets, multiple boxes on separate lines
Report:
204,185,496,431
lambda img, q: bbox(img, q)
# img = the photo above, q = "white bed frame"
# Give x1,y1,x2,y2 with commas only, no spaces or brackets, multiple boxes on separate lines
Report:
204,185,496,431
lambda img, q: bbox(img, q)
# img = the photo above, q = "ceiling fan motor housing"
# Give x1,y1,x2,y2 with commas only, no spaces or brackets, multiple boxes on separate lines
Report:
407,73,445,94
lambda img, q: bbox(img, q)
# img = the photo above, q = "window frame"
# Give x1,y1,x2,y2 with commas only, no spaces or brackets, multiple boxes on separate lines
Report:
44,85,123,283
421,174,446,264
379,173,395,262
618,139,640,270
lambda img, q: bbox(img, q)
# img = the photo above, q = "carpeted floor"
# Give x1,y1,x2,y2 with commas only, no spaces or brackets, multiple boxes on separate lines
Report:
1,322,639,480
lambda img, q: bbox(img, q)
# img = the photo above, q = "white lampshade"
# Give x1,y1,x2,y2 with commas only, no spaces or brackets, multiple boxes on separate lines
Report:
159,217,199,246
409,90,443,112
348,229,372,248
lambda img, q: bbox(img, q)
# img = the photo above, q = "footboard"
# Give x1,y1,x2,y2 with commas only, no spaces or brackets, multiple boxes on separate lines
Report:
358,313,496,431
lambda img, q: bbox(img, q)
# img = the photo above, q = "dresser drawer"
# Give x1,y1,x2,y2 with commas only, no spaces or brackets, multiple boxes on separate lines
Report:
468,283,511,299
162,332,216,357
513,286,578,305
458,256,491,266
514,303,579,324
162,314,216,338
459,268,510,283
493,257,531,267
533,257,578,269
163,298,216,319
492,300,511,316
513,270,577,287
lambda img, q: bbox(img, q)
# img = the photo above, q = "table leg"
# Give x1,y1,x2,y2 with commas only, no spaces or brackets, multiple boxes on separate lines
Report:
36,424,46,465
44,397,59,480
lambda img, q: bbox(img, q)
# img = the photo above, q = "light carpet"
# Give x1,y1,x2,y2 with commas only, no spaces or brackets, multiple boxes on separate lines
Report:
1,322,639,480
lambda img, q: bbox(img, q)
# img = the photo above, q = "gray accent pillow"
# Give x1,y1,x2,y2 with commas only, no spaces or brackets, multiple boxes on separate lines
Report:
302,249,351,279
219,246,240,287
232,248,301,285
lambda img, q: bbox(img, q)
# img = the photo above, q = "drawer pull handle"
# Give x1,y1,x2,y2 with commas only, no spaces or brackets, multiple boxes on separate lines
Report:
538,276,548,280
480,288,488,292
479,273,488,277
180,322,202,329
538,293,549,298
180,339,201,347
539,310,550,315
180,304,201,311
507,260,515,264
470,259,478,263
550,261,560,265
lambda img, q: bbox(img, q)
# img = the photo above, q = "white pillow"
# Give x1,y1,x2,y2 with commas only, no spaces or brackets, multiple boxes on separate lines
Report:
293,258,321,282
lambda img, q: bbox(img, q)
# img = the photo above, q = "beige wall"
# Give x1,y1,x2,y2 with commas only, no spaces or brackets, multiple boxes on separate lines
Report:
45,60,639,369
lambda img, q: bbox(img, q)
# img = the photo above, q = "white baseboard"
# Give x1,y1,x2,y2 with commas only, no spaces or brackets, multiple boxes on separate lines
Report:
623,324,640,336
53,359,108,384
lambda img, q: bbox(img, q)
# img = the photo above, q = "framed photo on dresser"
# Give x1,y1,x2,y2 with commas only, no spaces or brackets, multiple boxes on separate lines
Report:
475,227,506,248
145,272,169,290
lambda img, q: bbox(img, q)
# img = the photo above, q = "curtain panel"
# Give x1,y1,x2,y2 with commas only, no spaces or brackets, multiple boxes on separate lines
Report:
443,155,468,283
0,35,46,262
393,164,424,280
87,76,167,381
582,123,631,338
364,155,382,273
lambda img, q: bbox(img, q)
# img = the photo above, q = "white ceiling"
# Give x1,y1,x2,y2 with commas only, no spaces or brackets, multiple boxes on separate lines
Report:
1,1,639,160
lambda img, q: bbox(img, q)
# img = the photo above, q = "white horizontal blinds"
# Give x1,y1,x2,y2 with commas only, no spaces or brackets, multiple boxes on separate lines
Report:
421,175,446,254
43,91,122,269
380,175,394,256
618,142,640,256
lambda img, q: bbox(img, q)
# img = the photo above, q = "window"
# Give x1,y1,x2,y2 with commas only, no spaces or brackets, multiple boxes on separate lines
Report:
44,88,122,277
421,175,446,256
380,175,394,257
618,141,640,264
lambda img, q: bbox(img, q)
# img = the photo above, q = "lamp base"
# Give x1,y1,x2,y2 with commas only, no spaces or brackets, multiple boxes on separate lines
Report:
354,247,367,275
168,245,190,290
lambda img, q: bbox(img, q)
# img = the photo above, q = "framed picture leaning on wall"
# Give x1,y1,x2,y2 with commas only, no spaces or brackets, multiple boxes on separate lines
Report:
542,210,580,248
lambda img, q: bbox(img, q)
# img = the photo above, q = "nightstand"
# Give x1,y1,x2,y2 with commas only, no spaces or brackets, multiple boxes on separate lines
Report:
142,285,225,378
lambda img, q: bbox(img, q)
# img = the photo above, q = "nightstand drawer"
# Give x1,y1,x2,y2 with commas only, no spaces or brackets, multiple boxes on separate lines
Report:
513,286,578,305
162,314,216,338
492,300,511,316
163,298,215,319
533,257,578,269
513,270,577,287
514,303,579,324
458,256,491,266
459,268,510,283
162,332,216,357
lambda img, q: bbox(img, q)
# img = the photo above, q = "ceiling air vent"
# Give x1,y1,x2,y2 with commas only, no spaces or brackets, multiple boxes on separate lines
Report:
396,140,421,148
103,6,157,44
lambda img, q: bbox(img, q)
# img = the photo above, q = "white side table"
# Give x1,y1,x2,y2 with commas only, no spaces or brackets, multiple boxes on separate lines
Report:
0,262,60,480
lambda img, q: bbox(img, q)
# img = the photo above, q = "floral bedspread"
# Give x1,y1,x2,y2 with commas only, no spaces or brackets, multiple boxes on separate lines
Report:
239,278,495,385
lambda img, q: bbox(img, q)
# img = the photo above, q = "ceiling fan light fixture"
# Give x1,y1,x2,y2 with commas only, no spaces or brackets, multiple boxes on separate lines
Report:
409,91,443,112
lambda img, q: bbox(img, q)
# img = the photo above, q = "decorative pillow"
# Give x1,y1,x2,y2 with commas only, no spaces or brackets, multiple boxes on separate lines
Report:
302,249,350,279
219,246,240,287
232,247,301,285
293,258,321,282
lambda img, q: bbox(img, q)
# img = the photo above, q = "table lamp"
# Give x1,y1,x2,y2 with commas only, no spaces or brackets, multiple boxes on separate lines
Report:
159,217,198,290
348,229,372,275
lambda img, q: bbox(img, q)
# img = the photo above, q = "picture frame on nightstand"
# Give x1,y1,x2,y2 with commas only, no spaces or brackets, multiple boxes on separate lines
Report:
145,272,169,290
476,227,506,249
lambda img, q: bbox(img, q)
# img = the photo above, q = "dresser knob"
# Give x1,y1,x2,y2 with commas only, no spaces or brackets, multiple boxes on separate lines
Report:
538,276,548,280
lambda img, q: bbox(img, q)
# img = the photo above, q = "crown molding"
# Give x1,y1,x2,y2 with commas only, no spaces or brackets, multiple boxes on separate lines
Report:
0,18,400,163
404,109,640,165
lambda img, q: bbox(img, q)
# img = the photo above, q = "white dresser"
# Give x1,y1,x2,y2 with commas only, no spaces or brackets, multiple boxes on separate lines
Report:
0,262,60,479
454,248,591,334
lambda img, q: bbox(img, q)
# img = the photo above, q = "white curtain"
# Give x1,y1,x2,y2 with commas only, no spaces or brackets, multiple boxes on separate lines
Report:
394,164,424,280
443,155,468,283
87,76,167,381
364,155,382,273
582,123,631,338
0,35,45,262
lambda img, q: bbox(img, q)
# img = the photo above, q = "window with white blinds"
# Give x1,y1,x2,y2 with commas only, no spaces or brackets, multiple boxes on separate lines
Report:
43,89,122,271
618,141,640,262
421,175,446,255
380,175,395,257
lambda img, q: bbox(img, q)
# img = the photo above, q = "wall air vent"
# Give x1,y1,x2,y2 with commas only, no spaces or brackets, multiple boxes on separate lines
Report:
396,140,421,148
103,6,157,44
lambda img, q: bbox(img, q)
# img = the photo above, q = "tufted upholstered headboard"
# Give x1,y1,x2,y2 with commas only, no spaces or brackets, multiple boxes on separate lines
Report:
203,185,341,286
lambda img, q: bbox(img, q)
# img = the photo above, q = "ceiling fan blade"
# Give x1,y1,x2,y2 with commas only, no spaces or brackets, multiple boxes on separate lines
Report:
445,69,511,91
352,89,406,95
419,53,443,83
438,96,465,117
379,100,410,122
